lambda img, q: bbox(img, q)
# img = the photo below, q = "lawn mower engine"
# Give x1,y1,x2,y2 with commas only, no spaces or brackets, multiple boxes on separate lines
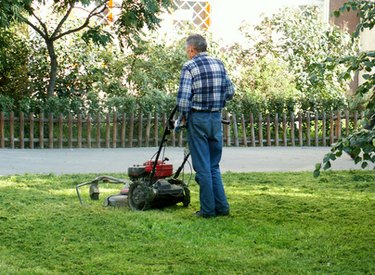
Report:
127,159,190,210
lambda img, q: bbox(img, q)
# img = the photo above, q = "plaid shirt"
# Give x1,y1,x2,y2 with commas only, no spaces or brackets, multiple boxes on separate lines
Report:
177,53,234,115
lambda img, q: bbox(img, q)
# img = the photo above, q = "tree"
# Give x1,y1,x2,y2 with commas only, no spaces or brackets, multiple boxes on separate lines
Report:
0,0,171,98
314,0,375,177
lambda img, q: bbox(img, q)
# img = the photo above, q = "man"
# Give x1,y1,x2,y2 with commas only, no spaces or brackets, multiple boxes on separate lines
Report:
176,34,235,218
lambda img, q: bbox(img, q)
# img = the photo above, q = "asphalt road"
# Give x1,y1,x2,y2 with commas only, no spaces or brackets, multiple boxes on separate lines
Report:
0,147,367,176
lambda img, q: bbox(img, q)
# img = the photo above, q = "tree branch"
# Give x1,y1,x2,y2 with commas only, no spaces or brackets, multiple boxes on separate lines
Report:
50,3,74,40
30,10,50,39
52,2,107,41
19,14,48,40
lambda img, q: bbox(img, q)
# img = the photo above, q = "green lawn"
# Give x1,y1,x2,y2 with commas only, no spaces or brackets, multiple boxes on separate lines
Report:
0,171,374,274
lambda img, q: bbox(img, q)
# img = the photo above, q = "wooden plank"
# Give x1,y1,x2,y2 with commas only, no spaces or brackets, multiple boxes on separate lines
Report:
171,112,176,147
282,113,287,146
290,112,295,147
58,114,63,148
154,112,159,147
225,112,231,146
162,113,167,145
314,111,319,146
138,111,143,147
128,112,134,148
241,114,247,147
232,113,239,147
250,113,255,147
336,110,341,140
274,114,279,147
266,114,271,146
112,112,117,148
258,113,263,147
322,112,326,146
29,113,34,149
86,115,91,149
10,112,14,149
121,113,126,148
330,111,334,145
306,112,311,146
19,112,24,149
353,111,358,129
77,114,82,149
345,110,350,136
96,113,101,148
298,112,303,147
145,112,151,147
39,113,44,149
68,114,73,149
0,112,4,148
106,113,110,148
49,113,54,149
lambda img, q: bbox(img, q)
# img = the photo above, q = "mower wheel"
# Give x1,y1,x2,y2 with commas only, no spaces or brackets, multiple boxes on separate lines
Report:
128,181,153,211
182,185,190,207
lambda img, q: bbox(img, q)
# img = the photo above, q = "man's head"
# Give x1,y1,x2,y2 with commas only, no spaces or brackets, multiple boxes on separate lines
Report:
186,34,207,59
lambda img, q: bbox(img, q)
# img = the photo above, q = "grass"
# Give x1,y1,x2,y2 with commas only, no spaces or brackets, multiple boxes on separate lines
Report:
0,171,374,274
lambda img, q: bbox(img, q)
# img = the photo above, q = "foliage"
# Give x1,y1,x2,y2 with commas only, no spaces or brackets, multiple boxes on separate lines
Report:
0,26,30,101
252,6,358,112
0,0,173,97
0,171,374,273
314,0,375,176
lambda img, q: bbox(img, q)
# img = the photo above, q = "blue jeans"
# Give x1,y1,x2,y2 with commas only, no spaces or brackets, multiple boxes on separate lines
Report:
187,111,229,216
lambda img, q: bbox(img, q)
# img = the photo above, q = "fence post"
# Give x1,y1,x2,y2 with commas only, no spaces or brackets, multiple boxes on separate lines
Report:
29,113,34,149
145,112,151,147
112,112,117,148
266,114,271,146
138,111,143,147
322,112,326,146
0,112,4,148
121,113,126,148
336,110,341,140
48,113,54,149
20,112,24,149
10,112,14,149
330,111,334,145
128,112,134,148
58,114,63,149
96,113,101,148
258,113,263,147
250,113,255,147
154,112,159,147
241,114,247,147
306,112,311,146
86,115,91,149
298,112,303,147
77,114,82,149
225,112,231,146
106,113,110,148
232,113,239,147
39,113,44,149
290,112,295,147
282,113,287,146
345,110,350,136
274,114,279,147
314,111,319,146
68,114,73,149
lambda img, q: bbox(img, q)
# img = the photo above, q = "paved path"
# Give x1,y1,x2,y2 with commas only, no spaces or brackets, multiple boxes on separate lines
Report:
0,147,366,176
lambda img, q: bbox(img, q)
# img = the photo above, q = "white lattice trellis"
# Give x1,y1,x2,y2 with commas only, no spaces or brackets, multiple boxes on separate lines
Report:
172,0,211,30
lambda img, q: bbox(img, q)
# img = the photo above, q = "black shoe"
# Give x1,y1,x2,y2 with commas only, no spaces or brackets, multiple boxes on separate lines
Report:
194,211,215,219
216,211,230,216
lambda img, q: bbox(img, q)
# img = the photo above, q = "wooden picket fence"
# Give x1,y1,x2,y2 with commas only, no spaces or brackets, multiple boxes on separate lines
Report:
0,110,363,149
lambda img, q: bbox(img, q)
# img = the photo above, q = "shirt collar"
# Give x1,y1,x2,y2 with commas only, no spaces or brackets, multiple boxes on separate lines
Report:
193,52,208,59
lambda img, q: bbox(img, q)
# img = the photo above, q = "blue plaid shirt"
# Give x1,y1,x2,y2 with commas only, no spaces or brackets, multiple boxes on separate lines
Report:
177,52,234,116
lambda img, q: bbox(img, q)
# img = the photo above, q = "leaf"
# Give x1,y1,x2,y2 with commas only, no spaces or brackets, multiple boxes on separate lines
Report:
315,163,322,170
354,156,362,164
313,169,320,178
323,161,331,170
361,161,368,169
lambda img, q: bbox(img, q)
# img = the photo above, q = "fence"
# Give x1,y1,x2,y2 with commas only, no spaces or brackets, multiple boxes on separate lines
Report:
0,110,363,149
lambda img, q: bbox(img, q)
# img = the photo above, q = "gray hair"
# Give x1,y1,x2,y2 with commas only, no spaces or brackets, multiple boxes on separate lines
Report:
186,34,207,52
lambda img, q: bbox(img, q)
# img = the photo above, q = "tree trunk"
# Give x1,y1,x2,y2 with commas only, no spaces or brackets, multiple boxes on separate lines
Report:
46,40,57,98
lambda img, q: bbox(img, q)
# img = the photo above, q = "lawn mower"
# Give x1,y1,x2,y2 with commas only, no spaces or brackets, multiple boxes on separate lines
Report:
76,106,191,210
